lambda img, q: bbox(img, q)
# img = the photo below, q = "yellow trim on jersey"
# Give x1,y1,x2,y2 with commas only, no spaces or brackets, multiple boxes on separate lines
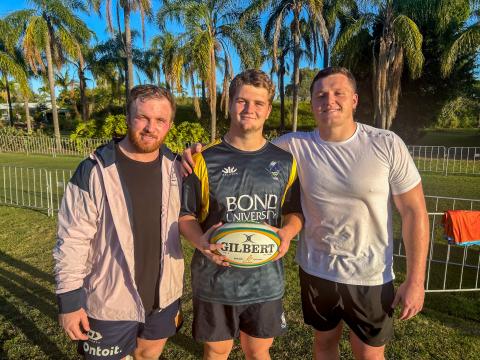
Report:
191,140,221,223
281,157,298,207
192,152,209,223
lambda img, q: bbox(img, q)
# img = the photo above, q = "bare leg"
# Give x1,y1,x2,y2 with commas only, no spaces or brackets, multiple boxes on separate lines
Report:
313,323,343,360
239,331,273,360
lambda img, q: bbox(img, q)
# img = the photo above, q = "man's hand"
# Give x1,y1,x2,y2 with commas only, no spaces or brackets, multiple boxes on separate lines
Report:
391,280,425,320
181,143,203,177
264,224,294,261
198,222,230,267
59,308,90,340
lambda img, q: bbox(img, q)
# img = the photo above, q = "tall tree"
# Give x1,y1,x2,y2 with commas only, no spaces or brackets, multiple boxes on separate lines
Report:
158,0,263,141
333,0,424,129
0,19,29,127
99,0,152,99
10,2,91,143
242,0,329,132
439,0,480,77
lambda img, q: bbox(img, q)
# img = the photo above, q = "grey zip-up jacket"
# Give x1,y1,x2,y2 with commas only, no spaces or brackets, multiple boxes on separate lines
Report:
53,140,184,322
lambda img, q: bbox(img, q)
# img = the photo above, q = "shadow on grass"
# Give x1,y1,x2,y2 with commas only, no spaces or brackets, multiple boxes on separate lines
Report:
163,332,203,359
0,295,67,357
0,250,54,285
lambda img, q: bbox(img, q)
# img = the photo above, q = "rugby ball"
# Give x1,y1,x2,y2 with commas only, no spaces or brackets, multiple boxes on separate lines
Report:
210,222,280,268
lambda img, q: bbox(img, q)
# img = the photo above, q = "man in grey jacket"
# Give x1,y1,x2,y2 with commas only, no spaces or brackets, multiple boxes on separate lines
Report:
53,85,184,360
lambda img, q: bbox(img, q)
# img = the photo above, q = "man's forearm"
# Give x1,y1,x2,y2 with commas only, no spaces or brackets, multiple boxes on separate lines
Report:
402,206,429,285
280,213,304,241
179,215,207,250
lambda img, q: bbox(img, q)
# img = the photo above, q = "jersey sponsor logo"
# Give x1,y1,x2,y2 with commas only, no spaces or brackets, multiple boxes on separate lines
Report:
280,312,287,329
225,194,278,222
87,330,103,341
265,161,280,180
222,166,238,176
83,342,122,357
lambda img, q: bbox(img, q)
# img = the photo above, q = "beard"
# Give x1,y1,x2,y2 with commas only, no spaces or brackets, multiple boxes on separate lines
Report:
128,127,166,153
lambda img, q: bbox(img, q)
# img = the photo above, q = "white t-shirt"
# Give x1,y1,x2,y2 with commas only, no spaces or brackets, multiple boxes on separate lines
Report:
273,123,421,285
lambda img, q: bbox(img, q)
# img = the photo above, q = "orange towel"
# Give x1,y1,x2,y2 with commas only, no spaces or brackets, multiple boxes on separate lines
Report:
442,210,480,244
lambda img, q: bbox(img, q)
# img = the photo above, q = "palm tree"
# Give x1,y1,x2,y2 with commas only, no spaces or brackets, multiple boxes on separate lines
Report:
0,19,30,127
242,0,329,132
332,0,424,129
158,0,263,141
440,0,479,77
98,0,153,99
10,2,91,144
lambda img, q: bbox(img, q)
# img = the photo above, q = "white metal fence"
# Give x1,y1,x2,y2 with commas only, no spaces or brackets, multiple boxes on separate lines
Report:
0,135,108,157
407,145,480,176
0,165,73,216
394,195,480,292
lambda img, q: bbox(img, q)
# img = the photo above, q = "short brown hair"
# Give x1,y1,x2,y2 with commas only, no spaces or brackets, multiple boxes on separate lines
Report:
229,69,275,104
127,85,176,121
310,67,357,97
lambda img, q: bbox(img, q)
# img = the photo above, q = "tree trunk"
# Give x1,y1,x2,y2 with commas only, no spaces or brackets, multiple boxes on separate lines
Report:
201,80,207,107
278,56,286,132
45,30,61,147
191,73,201,119
124,6,134,100
323,39,329,68
209,47,217,141
4,75,14,126
292,7,301,132
24,97,31,132
78,61,89,121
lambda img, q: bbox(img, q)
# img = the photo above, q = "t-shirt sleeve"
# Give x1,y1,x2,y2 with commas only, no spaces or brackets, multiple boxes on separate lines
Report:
389,133,421,195
281,158,303,215
271,134,290,151
180,153,209,222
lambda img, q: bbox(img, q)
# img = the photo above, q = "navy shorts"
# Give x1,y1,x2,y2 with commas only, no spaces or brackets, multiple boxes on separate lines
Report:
299,267,394,347
79,299,182,360
192,298,287,342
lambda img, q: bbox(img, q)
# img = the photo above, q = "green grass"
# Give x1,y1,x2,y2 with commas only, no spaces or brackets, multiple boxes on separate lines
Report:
0,153,80,171
0,171,479,359
416,128,480,147
0,206,479,359
0,141,479,359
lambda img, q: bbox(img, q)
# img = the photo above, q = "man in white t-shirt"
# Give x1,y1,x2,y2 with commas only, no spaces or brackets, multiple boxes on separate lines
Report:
182,67,429,359
272,67,429,359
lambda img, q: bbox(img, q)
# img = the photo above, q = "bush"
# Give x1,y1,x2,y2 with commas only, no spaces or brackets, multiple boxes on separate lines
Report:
99,115,128,138
165,121,210,153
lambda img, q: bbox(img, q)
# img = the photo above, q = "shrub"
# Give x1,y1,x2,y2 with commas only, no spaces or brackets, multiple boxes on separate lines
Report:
165,121,210,153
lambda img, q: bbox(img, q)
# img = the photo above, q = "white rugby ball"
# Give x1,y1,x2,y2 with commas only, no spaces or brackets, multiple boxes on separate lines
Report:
210,222,280,268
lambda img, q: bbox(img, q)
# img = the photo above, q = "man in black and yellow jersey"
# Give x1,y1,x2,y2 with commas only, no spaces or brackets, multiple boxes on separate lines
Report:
179,70,304,360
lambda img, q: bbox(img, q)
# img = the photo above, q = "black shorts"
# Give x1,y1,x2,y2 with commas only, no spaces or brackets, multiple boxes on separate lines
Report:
192,298,287,342
299,267,394,347
78,299,182,360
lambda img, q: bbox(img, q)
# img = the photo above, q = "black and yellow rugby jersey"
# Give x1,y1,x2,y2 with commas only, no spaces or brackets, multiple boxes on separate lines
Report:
181,138,302,305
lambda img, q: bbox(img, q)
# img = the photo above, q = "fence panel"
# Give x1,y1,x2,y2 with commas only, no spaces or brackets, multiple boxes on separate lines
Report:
445,147,480,176
0,135,108,157
394,195,480,292
407,145,447,173
0,166,50,212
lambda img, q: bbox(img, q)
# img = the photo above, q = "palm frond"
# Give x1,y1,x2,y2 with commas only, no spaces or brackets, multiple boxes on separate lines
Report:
392,14,424,79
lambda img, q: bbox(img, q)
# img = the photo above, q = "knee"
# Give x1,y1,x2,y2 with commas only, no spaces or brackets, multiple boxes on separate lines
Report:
133,340,166,360
244,349,271,360
204,342,232,359
314,331,341,352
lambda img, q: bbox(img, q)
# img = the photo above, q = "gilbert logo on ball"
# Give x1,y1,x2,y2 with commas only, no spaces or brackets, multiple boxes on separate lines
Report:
210,222,280,268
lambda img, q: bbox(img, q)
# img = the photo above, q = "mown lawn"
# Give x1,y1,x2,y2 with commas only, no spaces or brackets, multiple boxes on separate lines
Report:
0,169,479,359
415,128,480,148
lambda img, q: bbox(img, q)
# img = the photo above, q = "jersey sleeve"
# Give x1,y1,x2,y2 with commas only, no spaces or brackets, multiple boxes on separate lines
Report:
389,133,421,195
180,152,210,222
281,157,302,215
